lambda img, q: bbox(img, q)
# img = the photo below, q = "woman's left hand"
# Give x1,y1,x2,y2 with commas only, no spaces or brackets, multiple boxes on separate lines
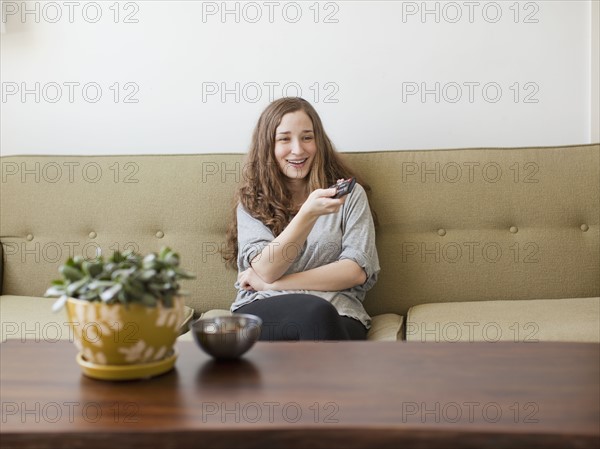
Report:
238,267,272,292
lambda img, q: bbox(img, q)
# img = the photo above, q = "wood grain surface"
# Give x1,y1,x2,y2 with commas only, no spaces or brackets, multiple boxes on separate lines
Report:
1,340,598,448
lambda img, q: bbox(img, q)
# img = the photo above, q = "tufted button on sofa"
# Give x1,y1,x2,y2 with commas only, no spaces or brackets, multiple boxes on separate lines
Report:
1,144,598,342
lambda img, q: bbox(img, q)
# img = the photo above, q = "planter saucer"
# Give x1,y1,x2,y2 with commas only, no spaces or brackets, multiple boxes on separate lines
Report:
76,350,178,381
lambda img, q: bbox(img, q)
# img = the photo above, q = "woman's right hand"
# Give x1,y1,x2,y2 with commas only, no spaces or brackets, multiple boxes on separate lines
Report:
298,186,347,219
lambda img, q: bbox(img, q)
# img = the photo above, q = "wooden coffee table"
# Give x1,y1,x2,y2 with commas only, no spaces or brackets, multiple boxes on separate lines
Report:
1,340,598,448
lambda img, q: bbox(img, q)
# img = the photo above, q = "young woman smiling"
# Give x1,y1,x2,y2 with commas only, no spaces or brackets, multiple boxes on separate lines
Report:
223,97,379,340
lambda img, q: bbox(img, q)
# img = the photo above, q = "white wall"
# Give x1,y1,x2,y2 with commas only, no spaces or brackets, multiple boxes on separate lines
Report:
1,0,598,155
592,0,599,143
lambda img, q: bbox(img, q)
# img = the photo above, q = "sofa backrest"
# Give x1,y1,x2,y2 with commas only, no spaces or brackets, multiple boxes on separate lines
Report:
1,144,598,316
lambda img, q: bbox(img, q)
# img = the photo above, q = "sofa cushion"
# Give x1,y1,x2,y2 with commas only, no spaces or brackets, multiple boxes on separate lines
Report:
200,309,235,319
406,297,600,343
1,295,67,342
367,313,405,341
188,309,404,341
0,295,194,342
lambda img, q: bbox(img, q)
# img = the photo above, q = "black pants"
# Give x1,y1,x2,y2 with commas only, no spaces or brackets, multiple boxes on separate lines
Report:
236,294,367,341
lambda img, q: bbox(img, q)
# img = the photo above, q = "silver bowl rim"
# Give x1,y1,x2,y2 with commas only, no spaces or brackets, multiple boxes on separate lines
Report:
189,313,263,332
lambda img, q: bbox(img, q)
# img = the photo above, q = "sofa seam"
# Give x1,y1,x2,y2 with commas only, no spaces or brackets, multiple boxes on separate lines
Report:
1,143,598,159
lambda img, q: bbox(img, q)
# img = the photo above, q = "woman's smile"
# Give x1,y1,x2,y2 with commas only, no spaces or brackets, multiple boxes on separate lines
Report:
274,110,317,182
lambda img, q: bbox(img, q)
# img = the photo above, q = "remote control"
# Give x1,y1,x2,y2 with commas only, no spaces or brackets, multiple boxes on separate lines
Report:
329,177,356,199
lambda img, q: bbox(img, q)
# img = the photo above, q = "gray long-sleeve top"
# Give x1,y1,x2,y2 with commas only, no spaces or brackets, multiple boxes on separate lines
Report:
230,183,380,329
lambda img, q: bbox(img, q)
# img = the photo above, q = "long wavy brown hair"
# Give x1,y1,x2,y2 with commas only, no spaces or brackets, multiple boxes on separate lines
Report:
222,97,376,270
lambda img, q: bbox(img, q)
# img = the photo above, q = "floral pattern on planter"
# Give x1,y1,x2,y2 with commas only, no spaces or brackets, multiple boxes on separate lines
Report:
66,296,184,366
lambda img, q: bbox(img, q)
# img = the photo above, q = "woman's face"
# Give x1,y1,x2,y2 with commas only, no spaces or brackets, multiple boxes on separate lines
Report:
273,110,317,184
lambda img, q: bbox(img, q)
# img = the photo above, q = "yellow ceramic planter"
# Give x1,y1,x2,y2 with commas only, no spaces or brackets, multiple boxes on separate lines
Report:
65,296,185,366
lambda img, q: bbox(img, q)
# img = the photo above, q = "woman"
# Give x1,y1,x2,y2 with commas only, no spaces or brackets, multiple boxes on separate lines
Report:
223,97,379,340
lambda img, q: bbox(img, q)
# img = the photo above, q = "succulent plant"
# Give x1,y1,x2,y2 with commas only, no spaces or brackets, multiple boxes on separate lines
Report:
45,247,195,312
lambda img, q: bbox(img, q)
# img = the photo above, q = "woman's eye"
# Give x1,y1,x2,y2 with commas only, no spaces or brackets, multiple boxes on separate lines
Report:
304,136,313,141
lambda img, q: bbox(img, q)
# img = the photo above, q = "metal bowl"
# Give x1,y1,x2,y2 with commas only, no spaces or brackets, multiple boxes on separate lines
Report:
189,314,262,359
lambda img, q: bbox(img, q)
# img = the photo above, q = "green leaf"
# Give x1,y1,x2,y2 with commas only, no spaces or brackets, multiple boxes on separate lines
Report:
141,293,157,306
111,268,135,280
100,284,122,302
159,247,171,260
110,251,124,264
78,290,101,301
139,269,157,281
173,268,196,279
143,253,157,264
44,285,66,298
165,253,179,267
66,277,90,296
52,295,68,312
60,265,84,282
82,261,103,278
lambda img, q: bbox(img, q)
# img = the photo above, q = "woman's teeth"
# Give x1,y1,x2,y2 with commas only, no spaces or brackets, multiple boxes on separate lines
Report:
288,159,307,165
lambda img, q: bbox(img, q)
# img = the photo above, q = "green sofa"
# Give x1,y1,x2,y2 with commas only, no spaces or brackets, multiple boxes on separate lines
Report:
1,144,598,342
